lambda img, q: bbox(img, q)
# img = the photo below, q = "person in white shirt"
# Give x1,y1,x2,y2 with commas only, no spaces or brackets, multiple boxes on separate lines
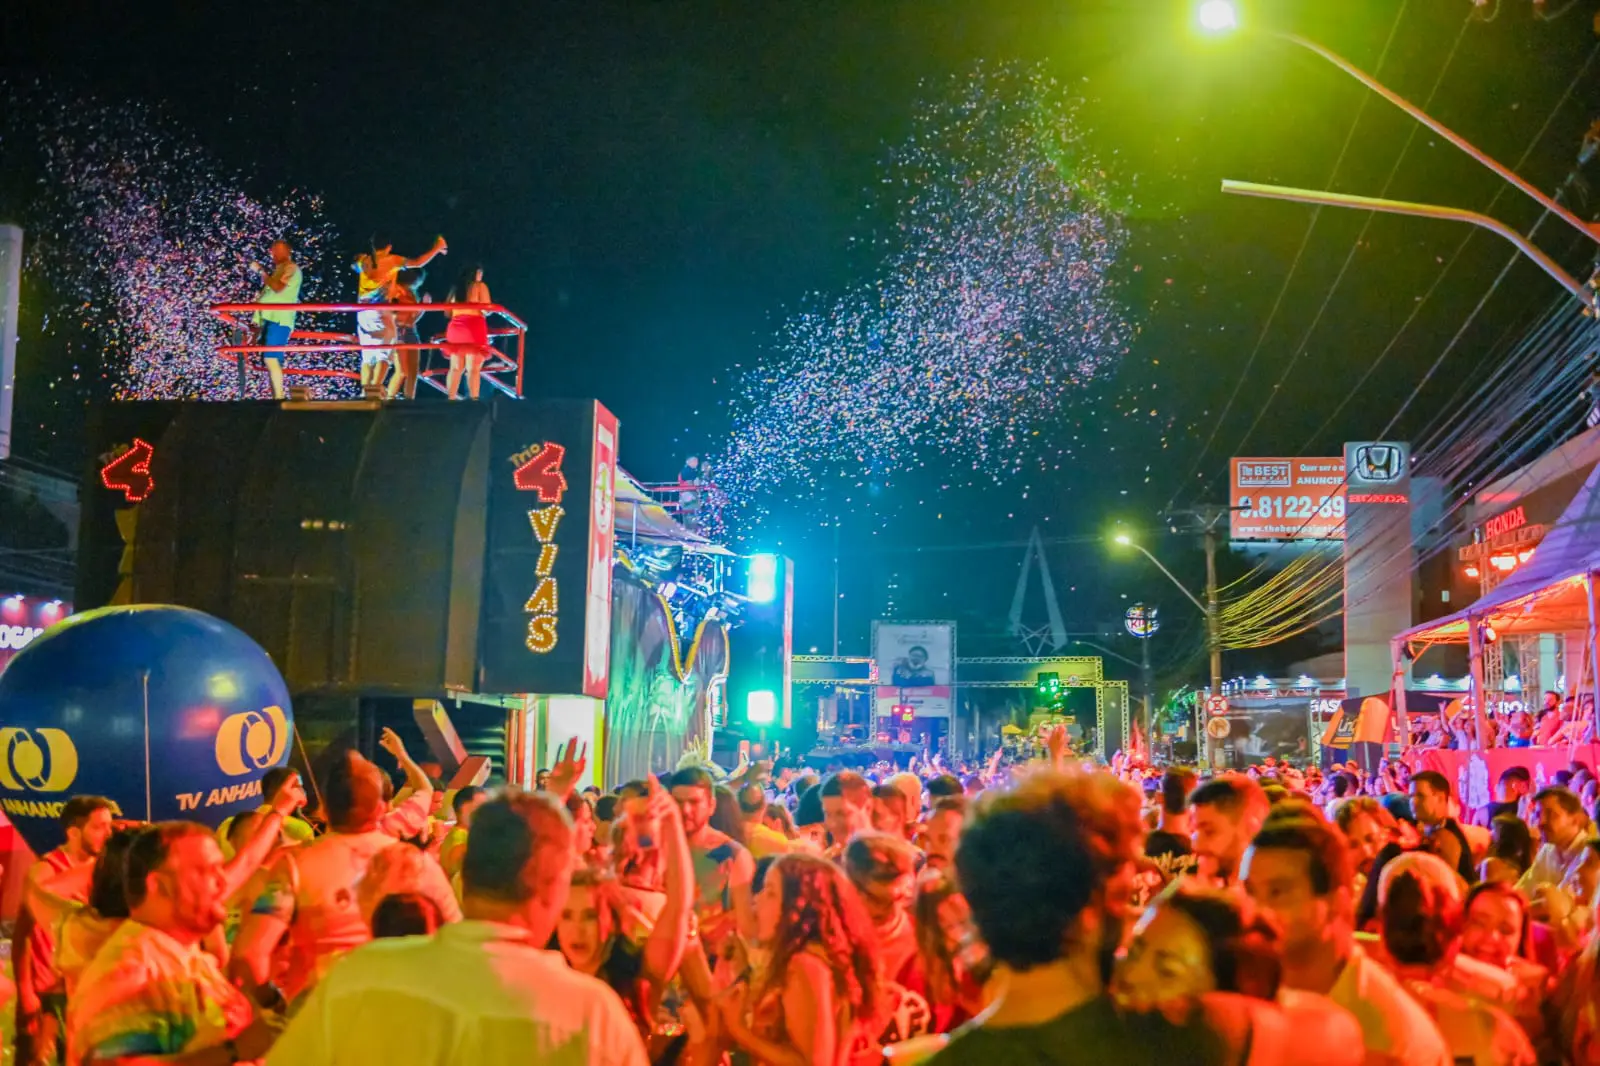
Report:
1243,816,1452,1066
1520,786,1598,948
266,788,647,1066
1520,786,1596,895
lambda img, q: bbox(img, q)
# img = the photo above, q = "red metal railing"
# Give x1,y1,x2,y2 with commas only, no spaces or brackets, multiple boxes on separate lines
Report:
209,303,528,399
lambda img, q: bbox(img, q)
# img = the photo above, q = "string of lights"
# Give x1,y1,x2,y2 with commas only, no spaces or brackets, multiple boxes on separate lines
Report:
1218,548,1345,649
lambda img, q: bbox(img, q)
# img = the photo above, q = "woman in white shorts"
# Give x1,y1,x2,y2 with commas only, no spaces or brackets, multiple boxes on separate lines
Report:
352,232,447,390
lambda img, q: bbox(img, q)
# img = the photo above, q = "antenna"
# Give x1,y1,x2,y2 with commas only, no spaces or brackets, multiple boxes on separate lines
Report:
1008,527,1068,655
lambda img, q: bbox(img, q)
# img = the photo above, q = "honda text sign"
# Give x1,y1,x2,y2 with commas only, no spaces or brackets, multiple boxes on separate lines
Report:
1230,458,1346,541
1345,442,1410,503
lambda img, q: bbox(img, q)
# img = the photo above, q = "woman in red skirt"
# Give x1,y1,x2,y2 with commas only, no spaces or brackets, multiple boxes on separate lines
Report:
444,265,493,400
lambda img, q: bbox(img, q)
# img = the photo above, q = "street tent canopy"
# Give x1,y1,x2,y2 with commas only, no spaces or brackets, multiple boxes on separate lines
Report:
614,467,732,556
1397,459,1600,647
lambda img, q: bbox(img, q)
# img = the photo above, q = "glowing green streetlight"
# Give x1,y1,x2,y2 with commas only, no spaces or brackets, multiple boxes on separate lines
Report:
1196,0,1238,33
1113,532,1132,546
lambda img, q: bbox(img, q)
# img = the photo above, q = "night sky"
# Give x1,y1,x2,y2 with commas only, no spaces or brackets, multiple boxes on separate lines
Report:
4,0,1598,678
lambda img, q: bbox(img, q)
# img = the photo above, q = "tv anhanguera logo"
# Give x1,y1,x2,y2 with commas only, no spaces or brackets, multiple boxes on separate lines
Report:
0,728,79,792
214,706,289,776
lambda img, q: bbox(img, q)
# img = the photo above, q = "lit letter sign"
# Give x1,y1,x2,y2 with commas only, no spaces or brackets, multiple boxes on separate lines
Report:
515,443,567,654
512,441,568,501
1483,506,1527,541
100,439,155,503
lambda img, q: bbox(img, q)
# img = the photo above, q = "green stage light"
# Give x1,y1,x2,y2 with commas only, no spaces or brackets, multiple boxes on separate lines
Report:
747,690,777,725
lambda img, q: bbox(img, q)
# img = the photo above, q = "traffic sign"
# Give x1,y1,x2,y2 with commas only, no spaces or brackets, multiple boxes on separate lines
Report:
1206,716,1232,740
1204,695,1230,716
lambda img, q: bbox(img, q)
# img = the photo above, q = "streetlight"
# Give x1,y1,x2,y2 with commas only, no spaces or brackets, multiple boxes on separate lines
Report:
1113,531,1224,765
1113,534,1206,615
1196,0,1237,32
1197,1,1600,296
1112,532,1220,690
1220,181,1594,306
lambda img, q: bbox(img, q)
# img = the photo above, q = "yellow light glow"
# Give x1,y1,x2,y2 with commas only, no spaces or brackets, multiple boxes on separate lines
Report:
1113,533,1132,546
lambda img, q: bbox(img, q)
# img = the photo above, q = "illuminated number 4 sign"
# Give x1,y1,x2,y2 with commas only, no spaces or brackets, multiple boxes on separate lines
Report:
513,442,568,502
100,439,155,503
511,442,567,654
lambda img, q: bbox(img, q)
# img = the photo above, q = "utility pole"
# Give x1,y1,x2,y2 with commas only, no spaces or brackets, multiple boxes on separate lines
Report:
1163,504,1230,766
1204,522,1221,698
831,518,840,657
1140,630,1154,743
1164,504,1230,695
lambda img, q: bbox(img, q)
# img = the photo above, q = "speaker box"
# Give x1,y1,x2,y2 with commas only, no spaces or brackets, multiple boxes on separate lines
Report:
84,402,488,694
82,398,618,702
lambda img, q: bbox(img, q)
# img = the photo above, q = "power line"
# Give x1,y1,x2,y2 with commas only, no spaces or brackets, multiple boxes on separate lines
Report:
1162,1,1415,512
1297,40,1600,455
1221,11,1475,471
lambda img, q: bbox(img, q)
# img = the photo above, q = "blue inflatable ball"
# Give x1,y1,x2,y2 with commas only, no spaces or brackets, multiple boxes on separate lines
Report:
0,604,294,854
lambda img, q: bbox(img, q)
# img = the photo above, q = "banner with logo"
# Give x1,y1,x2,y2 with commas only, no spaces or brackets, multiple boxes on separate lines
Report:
1344,441,1413,702
582,406,619,700
0,597,70,674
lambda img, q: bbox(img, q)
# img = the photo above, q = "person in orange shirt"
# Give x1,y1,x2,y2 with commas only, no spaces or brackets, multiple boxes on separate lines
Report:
352,233,447,391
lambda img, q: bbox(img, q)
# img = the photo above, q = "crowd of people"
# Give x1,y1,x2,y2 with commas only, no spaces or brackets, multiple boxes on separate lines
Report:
7,724,1600,1065
1408,692,1599,751
246,235,501,401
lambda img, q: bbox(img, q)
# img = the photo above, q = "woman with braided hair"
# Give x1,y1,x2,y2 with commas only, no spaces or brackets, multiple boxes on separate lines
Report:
715,853,881,1066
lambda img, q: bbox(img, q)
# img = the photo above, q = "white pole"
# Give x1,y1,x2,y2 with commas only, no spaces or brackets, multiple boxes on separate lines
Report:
1467,621,1488,751
1586,573,1600,747
0,225,21,461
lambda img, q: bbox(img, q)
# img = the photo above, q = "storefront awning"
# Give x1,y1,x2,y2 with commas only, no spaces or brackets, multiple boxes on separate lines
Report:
1399,459,1600,645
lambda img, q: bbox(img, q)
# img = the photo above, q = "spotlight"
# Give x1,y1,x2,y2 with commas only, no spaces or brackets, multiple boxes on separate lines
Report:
746,690,777,725
747,554,778,604
633,543,684,577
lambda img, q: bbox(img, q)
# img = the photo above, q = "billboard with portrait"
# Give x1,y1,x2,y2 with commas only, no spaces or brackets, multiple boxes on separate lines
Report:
873,621,954,720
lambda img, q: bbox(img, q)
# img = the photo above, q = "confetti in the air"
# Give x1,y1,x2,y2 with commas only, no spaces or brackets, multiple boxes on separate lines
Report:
3,85,347,400
711,64,1137,526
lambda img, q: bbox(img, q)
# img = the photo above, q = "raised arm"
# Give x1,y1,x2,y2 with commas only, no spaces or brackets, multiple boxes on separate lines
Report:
222,776,307,897
26,859,93,932
380,727,432,796
228,855,295,991
403,236,448,269
641,776,693,986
